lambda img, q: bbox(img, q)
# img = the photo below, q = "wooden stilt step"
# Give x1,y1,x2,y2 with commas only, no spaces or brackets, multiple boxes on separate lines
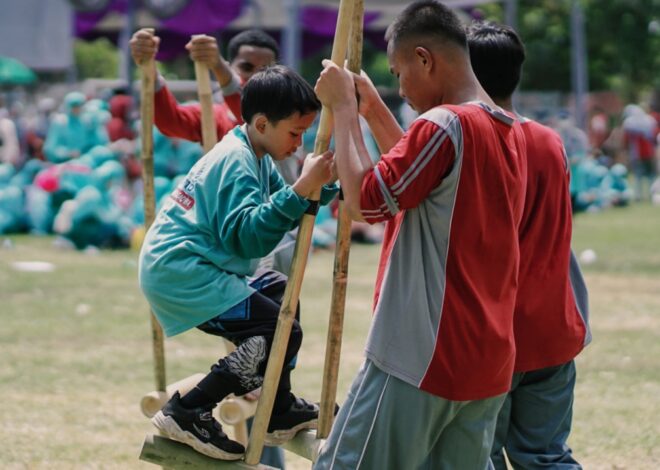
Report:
280,429,324,463
139,434,278,469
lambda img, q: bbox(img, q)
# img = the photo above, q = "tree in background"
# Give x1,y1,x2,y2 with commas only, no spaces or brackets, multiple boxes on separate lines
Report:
74,38,119,80
476,0,660,101
585,0,660,100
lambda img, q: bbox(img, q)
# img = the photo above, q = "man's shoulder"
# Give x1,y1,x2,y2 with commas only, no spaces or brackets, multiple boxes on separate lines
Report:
426,102,516,129
520,118,564,148
520,117,559,136
416,105,459,130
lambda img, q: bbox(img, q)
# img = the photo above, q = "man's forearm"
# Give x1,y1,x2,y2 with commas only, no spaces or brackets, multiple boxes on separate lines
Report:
211,60,235,88
363,98,404,154
333,102,372,222
154,85,202,142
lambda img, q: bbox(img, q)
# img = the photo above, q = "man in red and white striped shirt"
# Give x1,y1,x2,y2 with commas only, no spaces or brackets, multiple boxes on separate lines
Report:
313,2,527,468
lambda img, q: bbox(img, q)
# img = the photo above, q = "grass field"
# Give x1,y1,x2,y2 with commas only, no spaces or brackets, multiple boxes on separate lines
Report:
1,203,658,469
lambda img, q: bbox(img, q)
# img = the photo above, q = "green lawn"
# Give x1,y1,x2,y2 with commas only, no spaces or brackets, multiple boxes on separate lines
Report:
0,203,658,469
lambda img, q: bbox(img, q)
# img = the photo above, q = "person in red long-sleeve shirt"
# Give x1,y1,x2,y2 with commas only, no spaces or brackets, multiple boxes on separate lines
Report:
130,29,279,143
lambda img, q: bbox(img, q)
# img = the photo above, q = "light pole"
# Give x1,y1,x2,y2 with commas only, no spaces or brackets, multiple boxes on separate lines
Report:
118,0,136,86
570,0,589,131
504,0,518,30
282,0,302,71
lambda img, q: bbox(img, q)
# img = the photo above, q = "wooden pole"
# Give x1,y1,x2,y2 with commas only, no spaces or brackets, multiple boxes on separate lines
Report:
192,35,218,153
317,0,364,440
138,28,166,393
243,0,356,464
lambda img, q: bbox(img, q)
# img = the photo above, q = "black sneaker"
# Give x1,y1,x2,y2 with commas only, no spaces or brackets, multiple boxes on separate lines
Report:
265,395,319,445
152,392,245,460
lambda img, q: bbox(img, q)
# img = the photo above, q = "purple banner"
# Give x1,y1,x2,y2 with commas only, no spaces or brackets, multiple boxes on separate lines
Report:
75,0,243,37
160,0,243,36
75,1,398,60
300,6,380,37
75,0,128,36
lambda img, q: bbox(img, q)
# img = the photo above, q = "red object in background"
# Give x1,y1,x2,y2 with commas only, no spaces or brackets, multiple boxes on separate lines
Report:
34,168,59,192
123,155,143,180
25,131,45,161
107,95,136,142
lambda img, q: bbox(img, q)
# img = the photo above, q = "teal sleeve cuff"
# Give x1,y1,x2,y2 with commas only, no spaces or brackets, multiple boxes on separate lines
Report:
271,185,309,220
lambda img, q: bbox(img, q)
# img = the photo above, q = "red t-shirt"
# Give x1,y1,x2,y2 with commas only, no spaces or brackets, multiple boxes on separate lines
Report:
514,119,588,372
360,103,527,400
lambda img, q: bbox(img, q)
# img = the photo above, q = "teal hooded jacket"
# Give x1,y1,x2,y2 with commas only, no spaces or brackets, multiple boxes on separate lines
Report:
139,125,338,336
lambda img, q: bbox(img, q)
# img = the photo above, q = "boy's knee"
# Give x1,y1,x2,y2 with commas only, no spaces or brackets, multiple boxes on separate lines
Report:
257,269,288,293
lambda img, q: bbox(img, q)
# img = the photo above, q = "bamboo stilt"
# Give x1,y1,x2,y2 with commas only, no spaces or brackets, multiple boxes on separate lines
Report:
243,1,356,464
317,0,364,440
138,28,166,393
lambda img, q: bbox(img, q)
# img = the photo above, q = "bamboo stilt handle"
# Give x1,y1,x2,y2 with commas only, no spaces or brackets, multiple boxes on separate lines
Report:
192,36,218,153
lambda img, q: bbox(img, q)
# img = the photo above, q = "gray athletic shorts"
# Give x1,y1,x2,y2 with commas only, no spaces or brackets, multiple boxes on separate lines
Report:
314,359,506,470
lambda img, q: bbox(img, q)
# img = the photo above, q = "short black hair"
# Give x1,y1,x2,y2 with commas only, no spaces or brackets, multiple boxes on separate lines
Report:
385,0,467,51
227,29,280,61
241,65,321,124
467,21,526,100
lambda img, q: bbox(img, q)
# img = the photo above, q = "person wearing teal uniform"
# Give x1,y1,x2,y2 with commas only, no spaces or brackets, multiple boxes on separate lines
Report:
601,163,633,207
139,65,337,460
44,92,108,163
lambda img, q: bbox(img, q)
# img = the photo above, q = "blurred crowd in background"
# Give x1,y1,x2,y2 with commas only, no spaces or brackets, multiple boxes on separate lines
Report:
1,0,658,252
0,84,658,251
0,84,386,251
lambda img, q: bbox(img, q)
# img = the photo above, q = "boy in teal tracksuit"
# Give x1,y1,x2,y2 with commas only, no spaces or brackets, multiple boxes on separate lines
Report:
139,65,337,460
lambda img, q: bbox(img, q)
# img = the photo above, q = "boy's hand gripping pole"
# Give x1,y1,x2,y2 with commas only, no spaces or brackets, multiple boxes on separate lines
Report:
317,0,364,440
192,36,218,153
244,0,356,464
138,28,167,393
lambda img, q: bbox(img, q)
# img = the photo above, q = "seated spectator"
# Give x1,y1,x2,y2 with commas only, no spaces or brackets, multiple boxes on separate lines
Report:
44,92,108,163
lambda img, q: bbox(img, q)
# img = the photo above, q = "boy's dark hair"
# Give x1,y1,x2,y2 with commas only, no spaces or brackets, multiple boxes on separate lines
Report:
227,29,280,61
385,0,467,50
241,65,321,124
467,21,526,100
